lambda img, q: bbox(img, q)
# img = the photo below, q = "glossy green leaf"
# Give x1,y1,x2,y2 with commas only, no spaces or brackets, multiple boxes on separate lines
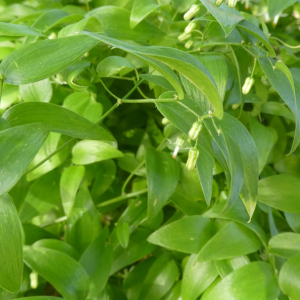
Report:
138,256,179,300
23,245,90,300
3,102,114,141
258,174,300,212
130,0,161,28
79,229,113,298
199,0,244,36
182,254,218,300
279,253,300,299
214,256,250,278
60,165,85,216
148,216,215,254
202,262,280,300
197,221,261,262
72,140,123,165
0,124,49,196
0,35,99,84
97,56,135,78
0,21,43,36
116,222,130,248
146,147,180,218
269,232,300,258
261,102,295,121
0,194,23,293
20,78,52,103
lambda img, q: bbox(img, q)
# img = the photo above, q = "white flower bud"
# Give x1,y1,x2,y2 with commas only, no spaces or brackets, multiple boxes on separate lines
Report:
228,0,237,8
185,40,194,49
215,0,223,6
30,271,38,289
273,14,280,25
178,32,191,41
172,137,184,158
162,117,169,125
186,147,200,170
184,21,197,34
245,0,249,9
184,4,201,21
242,77,255,94
188,120,203,140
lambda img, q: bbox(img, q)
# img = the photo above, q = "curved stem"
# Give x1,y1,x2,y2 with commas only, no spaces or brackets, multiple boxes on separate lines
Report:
99,78,120,100
96,101,119,124
122,98,177,103
123,78,145,99
270,36,300,49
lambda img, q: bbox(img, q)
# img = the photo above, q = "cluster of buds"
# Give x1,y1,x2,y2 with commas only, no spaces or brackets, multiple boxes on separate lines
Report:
186,147,200,170
188,120,203,140
228,0,237,8
215,0,223,7
242,77,255,94
172,137,184,158
184,4,201,21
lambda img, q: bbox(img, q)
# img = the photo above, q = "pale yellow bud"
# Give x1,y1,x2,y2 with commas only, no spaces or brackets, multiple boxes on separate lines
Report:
242,77,255,94
184,4,201,21
186,147,200,170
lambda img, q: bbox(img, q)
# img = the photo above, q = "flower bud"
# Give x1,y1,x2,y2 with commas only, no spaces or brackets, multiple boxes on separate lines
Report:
188,120,203,140
185,40,194,49
242,77,255,94
184,21,197,34
162,117,169,125
186,147,200,171
273,14,280,25
172,137,184,158
184,4,201,21
178,32,191,41
215,0,223,6
30,271,38,289
245,0,249,9
228,0,237,8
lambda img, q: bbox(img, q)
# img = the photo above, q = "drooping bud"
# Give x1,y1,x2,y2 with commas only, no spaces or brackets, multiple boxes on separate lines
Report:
228,0,237,8
178,32,191,41
186,147,200,170
273,14,280,25
162,117,170,125
185,40,194,49
184,4,201,21
245,0,249,9
242,77,255,94
172,137,184,158
30,271,39,289
184,21,197,34
188,120,203,140
215,0,223,7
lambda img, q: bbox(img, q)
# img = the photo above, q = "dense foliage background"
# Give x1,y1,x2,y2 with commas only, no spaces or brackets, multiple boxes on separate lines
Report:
1,0,300,299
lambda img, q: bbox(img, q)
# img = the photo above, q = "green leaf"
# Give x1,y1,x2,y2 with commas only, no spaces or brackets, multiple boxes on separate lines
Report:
79,229,113,298
202,262,280,300
261,102,295,121
60,165,85,216
97,56,135,78
268,0,298,19
12,298,64,300
259,58,300,153
0,35,99,84
279,253,300,300
130,0,161,28
23,245,90,300
249,116,277,173
0,124,50,196
258,174,300,212
72,140,123,165
197,221,261,262
3,102,114,141
214,256,250,278
182,255,218,300
81,32,223,118
199,0,244,36
0,194,23,293
116,222,130,248
86,6,164,40
0,21,43,36
139,74,174,91
148,216,215,254
20,78,53,103
146,147,180,218
138,256,179,300
269,232,300,258
33,239,80,260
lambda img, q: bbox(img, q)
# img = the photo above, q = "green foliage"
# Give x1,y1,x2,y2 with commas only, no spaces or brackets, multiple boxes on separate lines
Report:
0,0,300,299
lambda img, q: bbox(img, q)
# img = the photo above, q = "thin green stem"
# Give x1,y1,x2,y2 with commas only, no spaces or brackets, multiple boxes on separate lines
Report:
122,98,177,103
123,79,145,99
137,86,149,99
177,101,202,119
270,36,300,49
97,188,148,208
99,78,120,100
96,101,120,124
108,76,135,81
42,216,67,228
24,138,75,175
251,58,257,77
